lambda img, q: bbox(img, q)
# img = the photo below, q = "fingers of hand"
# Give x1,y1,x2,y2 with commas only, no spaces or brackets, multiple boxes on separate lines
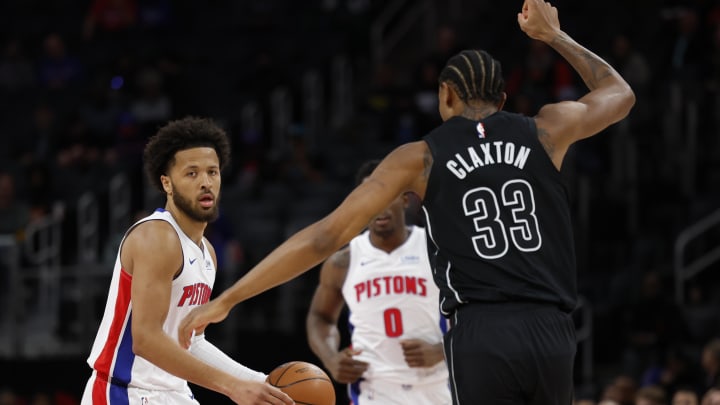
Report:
342,347,362,356
261,385,291,404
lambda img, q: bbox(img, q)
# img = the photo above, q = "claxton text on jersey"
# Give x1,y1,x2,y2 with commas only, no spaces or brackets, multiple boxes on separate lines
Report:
446,141,531,179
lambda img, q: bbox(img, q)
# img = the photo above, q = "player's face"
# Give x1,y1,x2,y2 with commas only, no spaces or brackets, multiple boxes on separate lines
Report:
164,147,221,223
368,193,407,236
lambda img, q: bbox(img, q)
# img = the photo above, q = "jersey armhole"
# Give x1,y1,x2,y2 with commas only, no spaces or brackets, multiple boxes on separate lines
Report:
119,218,185,280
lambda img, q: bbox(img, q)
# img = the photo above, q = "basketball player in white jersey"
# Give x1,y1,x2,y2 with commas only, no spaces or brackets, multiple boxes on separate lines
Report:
306,160,451,405
81,117,293,405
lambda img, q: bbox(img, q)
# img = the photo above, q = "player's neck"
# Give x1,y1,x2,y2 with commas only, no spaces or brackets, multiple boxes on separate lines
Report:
165,205,207,247
460,102,498,121
370,226,409,253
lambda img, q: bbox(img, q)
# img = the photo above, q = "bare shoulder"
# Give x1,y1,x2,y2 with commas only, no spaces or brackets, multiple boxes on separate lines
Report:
386,141,431,167
319,246,351,288
328,247,350,269
121,220,182,274
533,101,587,168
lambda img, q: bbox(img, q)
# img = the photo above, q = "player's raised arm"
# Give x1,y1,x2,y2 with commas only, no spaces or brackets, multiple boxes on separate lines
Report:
517,0,635,169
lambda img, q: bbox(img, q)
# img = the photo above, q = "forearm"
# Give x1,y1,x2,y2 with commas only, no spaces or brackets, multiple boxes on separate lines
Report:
545,31,622,92
189,334,267,382
219,218,357,307
307,319,342,366
133,330,236,396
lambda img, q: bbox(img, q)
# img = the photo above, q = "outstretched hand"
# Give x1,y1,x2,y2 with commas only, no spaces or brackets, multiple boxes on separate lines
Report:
178,298,230,349
517,0,561,43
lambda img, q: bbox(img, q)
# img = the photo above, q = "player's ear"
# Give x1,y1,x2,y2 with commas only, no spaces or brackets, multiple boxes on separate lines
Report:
439,82,453,107
161,175,172,194
497,92,508,111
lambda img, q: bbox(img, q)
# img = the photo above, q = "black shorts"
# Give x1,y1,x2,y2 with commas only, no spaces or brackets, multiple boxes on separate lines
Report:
444,302,576,405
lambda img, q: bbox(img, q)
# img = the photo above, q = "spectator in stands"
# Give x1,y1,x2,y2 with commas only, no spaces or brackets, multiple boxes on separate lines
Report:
0,388,18,405
660,7,707,84
702,388,720,405
672,387,700,405
635,385,668,405
602,375,639,405
701,339,720,393
24,162,53,221
606,33,652,130
0,171,31,238
129,66,172,129
0,38,36,93
505,39,579,114
10,102,57,166
641,346,703,398
138,0,172,31
622,271,692,379
271,128,326,187
28,392,51,405
424,25,464,75
607,33,651,99
412,58,442,137
79,73,123,150
37,33,84,91
83,0,138,40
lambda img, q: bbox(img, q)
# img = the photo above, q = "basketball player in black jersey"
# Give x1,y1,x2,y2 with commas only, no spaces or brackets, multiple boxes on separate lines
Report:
180,1,635,403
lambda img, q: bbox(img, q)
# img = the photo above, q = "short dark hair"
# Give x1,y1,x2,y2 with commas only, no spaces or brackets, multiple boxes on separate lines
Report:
143,116,231,192
438,49,505,104
354,159,381,186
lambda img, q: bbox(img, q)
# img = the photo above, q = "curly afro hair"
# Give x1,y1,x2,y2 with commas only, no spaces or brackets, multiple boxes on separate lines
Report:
143,116,231,193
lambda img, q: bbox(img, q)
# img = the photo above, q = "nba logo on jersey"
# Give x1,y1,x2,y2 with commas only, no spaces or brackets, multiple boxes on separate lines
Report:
476,122,486,138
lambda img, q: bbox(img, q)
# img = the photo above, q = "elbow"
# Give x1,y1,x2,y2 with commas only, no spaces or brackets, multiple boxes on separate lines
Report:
619,84,637,119
131,329,155,359
624,86,637,114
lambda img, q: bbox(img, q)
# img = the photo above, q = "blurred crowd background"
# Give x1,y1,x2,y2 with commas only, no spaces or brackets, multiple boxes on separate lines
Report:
0,0,720,404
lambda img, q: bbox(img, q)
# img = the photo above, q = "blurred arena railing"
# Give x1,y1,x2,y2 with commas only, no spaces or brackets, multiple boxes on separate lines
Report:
674,208,720,305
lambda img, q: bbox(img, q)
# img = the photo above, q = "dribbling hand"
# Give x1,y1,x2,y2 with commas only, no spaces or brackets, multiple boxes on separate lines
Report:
226,380,295,405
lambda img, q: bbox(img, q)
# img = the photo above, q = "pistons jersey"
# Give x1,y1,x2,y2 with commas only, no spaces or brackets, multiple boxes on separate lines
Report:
86,208,215,393
342,226,449,385
422,112,577,316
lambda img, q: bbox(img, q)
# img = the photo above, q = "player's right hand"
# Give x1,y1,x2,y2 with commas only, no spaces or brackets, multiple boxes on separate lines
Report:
178,298,231,349
517,0,561,43
325,347,368,384
226,380,295,405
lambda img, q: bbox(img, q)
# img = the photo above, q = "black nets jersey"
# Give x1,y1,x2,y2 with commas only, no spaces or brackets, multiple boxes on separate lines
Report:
422,111,577,315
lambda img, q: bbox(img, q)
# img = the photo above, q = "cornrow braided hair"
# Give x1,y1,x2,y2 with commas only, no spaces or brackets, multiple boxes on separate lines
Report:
438,49,505,104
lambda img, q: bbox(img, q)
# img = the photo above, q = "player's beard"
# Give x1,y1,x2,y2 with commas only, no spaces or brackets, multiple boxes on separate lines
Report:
172,189,220,223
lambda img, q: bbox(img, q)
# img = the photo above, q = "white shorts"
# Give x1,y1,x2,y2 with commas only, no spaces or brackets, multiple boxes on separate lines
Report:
81,371,200,405
349,377,452,405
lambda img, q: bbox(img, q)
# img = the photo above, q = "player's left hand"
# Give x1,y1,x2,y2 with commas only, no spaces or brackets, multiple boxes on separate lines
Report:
400,339,445,368
178,298,231,349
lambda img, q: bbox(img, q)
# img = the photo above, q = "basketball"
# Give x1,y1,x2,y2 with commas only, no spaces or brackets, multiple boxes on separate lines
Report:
266,361,335,405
